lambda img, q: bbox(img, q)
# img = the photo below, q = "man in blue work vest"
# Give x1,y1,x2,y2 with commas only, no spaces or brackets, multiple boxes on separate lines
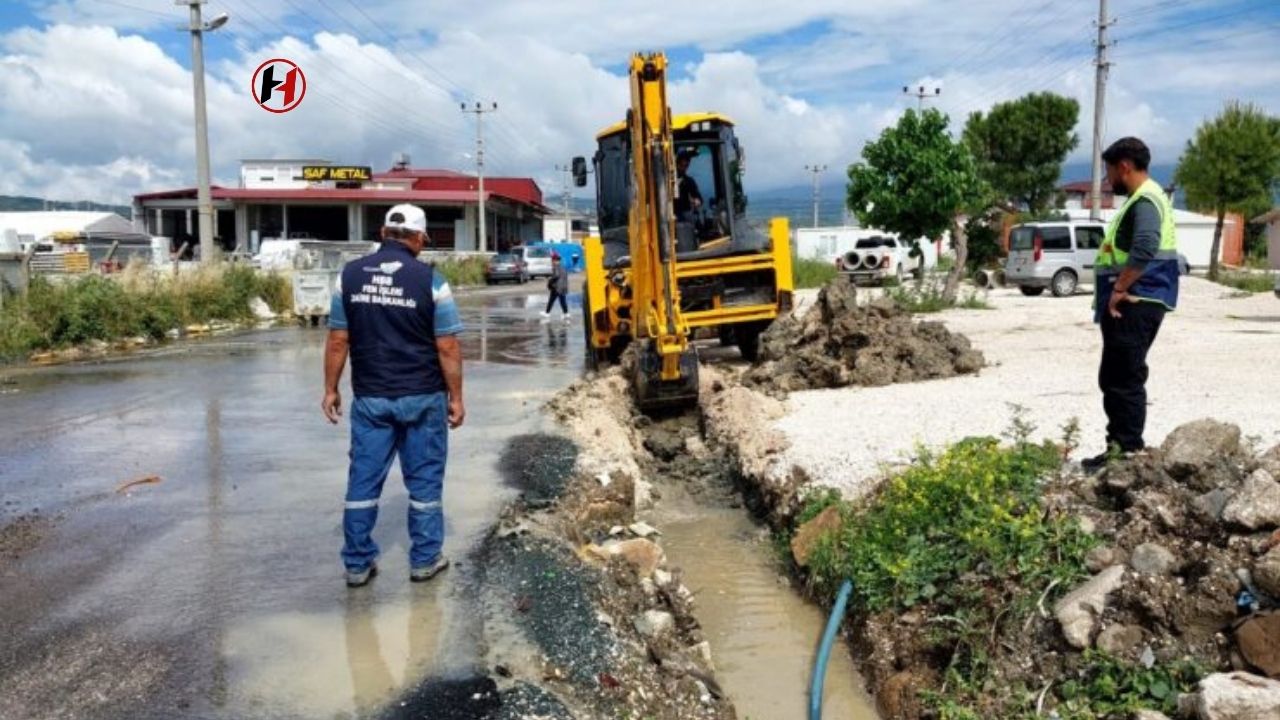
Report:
1083,137,1180,474
321,204,465,587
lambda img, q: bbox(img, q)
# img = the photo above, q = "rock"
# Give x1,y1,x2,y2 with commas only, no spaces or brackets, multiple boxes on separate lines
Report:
1097,624,1145,657
790,505,843,567
1132,711,1172,720
1223,469,1280,530
628,522,661,538
652,569,674,588
1258,444,1280,478
1086,546,1120,575
633,610,675,638
1234,611,1280,679
1161,419,1242,479
634,477,655,511
1193,672,1280,720
684,436,709,458
689,641,715,671
876,672,924,720
1055,565,1127,649
1255,548,1280,600
610,539,666,577
1130,543,1178,576
250,297,275,320
1134,490,1184,531
1078,515,1098,535
1193,489,1231,522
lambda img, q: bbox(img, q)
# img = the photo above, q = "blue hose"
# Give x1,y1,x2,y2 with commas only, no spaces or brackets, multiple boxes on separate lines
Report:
809,578,854,720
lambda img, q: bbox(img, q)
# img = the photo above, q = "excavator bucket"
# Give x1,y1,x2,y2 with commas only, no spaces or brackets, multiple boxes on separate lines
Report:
633,344,700,412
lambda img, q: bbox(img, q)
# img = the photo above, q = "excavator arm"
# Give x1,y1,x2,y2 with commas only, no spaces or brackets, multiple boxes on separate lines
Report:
626,53,698,409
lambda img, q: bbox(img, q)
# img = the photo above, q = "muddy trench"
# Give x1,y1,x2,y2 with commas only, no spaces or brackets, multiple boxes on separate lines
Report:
636,409,880,720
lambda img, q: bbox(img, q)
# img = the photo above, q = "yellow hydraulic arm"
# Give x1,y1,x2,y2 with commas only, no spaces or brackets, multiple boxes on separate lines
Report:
626,52,691,385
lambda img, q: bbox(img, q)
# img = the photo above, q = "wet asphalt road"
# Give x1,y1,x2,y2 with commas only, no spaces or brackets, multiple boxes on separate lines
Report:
0,282,584,720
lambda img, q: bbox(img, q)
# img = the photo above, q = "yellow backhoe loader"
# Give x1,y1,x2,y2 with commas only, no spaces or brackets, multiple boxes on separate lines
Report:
573,52,794,411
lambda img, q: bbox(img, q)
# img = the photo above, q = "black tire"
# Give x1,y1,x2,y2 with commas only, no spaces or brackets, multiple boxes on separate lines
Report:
1051,269,1078,298
717,325,735,347
1019,285,1046,297
736,322,763,363
582,284,598,370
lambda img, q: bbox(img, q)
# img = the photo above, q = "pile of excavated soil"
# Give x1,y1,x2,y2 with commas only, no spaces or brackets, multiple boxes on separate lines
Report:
845,419,1280,719
743,278,984,394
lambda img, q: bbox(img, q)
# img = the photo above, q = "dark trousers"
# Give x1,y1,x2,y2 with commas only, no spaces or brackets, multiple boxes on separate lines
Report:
545,290,567,314
1098,302,1166,451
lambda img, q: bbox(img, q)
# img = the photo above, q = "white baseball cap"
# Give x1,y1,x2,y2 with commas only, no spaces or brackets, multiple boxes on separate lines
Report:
384,204,427,234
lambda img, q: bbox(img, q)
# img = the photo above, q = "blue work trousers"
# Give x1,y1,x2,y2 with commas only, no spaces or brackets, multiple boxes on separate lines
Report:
342,393,448,572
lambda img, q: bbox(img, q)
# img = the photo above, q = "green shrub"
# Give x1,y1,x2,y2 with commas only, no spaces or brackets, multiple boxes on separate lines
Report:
431,256,489,287
803,437,1089,613
0,265,297,362
793,258,839,289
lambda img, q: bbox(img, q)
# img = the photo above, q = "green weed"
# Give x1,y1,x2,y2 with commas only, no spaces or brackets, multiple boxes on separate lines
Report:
1215,270,1275,293
793,258,839,289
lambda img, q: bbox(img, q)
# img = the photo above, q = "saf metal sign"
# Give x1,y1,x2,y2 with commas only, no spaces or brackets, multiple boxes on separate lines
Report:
302,166,373,183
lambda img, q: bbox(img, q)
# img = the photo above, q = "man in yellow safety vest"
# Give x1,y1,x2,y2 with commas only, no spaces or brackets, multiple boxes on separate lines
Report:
1082,137,1180,474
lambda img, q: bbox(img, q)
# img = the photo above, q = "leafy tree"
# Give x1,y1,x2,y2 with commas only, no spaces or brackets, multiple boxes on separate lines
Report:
1174,102,1280,280
962,92,1080,214
847,108,989,303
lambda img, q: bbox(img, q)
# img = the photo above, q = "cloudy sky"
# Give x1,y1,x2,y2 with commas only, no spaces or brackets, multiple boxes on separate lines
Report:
1,0,1277,204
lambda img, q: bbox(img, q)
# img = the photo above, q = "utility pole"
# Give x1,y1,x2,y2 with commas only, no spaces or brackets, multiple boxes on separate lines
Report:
555,164,573,244
1089,0,1113,221
804,164,827,228
461,101,498,251
903,85,941,111
178,1,228,264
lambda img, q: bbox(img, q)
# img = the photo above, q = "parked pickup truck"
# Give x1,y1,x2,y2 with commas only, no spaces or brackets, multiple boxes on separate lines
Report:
837,236,930,284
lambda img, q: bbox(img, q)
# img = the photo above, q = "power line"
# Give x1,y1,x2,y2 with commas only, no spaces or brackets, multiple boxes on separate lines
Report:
1114,2,1275,42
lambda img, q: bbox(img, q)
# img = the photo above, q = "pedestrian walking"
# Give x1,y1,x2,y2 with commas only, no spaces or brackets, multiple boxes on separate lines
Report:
541,252,571,324
321,204,466,587
1082,137,1180,473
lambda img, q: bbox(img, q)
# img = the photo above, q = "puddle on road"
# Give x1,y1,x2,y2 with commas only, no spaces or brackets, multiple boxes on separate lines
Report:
223,586,448,718
656,492,879,720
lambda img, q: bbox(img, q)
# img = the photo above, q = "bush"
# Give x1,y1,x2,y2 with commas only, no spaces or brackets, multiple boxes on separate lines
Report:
431,256,488,287
0,264,295,361
803,436,1090,613
793,258,839,289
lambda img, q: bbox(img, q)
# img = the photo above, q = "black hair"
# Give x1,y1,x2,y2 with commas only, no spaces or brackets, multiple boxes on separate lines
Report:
1101,137,1151,171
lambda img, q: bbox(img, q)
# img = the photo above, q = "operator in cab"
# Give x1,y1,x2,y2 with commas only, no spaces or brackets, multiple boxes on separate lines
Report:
674,147,703,223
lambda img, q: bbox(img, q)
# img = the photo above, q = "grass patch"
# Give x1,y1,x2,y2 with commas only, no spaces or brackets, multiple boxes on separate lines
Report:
793,257,839,289
1053,651,1208,719
0,264,291,361
1214,270,1275,293
430,255,489,287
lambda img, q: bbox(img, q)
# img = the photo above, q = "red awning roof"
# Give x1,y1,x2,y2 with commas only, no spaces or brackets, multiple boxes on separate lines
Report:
134,185,550,213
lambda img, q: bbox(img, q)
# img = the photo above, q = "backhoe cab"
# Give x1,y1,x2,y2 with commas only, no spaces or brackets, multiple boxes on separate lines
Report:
576,52,794,412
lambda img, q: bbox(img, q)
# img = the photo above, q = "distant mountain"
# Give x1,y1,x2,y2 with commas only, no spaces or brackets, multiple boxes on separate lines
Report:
0,195,131,217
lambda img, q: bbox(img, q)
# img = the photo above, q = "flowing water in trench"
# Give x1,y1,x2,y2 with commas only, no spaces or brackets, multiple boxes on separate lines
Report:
653,479,880,720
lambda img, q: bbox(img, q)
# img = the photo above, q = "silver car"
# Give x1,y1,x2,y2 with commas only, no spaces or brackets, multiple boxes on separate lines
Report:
1005,221,1104,297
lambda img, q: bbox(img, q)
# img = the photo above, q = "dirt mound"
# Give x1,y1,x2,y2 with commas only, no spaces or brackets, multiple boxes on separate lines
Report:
743,278,984,393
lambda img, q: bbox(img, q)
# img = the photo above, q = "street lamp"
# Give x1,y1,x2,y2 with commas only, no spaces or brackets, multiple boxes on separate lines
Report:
177,1,228,264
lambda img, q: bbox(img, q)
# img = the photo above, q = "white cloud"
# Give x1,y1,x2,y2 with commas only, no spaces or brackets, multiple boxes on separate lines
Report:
2,0,1278,204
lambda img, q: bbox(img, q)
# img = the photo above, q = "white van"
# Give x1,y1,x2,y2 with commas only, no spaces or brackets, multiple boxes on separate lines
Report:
1004,220,1105,297
512,245,554,278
